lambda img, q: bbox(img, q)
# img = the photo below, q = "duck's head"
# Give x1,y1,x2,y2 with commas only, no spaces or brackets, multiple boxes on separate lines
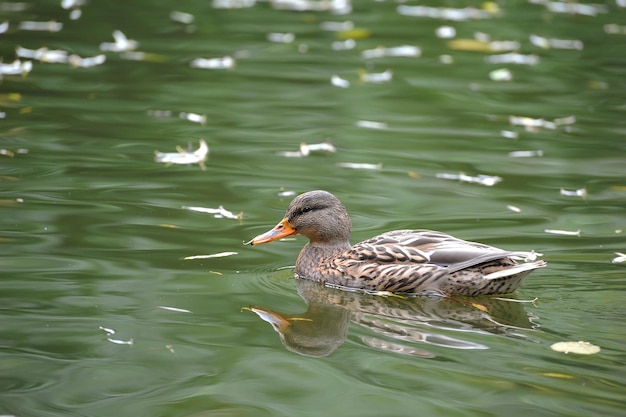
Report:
247,190,351,246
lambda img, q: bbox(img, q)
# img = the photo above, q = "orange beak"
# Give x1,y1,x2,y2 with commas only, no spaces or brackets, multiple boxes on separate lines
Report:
246,218,297,245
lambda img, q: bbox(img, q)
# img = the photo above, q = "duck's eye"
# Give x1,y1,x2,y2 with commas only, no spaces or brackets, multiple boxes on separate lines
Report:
301,206,313,213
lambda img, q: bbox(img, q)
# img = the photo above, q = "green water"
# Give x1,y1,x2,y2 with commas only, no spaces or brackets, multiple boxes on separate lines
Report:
1,1,625,416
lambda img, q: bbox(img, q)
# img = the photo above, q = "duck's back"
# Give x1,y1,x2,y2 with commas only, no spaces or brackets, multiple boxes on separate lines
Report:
297,229,545,296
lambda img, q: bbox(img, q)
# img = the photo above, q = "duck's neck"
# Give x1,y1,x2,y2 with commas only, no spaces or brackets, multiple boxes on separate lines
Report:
295,241,350,282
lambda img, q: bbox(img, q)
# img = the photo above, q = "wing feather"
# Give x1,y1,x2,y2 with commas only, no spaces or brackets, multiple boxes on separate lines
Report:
344,229,512,269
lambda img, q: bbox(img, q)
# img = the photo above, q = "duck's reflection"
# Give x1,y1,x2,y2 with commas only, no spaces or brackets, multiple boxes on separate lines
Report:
244,279,538,357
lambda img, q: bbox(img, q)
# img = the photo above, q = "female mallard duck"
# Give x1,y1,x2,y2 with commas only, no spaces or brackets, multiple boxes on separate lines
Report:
247,190,546,296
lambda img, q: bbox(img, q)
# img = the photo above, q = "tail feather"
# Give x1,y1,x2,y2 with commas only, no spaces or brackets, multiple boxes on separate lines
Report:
483,260,547,280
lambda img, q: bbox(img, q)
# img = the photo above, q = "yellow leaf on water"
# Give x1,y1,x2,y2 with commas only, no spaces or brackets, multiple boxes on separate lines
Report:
337,28,370,40
448,39,492,52
538,372,575,379
482,2,500,14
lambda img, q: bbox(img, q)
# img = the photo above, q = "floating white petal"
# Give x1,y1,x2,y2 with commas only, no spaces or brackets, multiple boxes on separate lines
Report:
436,172,502,187
544,229,581,237
184,252,239,260
158,306,193,313
611,252,626,263
154,139,209,170
560,188,586,198
551,341,600,354
190,56,235,70
182,205,242,220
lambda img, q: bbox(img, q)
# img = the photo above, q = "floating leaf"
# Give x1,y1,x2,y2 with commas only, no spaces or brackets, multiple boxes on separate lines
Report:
550,341,600,355
182,204,242,220
612,252,626,263
158,306,192,313
336,28,370,40
155,139,209,170
544,229,581,237
538,372,575,379
184,252,238,260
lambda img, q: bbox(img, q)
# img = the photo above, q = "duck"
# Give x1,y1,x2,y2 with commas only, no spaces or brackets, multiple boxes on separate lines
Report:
246,190,546,296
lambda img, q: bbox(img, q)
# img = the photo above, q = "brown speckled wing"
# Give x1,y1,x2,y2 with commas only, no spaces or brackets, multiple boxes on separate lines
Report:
345,230,508,266
331,229,526,294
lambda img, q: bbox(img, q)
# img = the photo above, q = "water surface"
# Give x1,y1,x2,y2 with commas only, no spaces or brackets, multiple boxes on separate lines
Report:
1,1,625,416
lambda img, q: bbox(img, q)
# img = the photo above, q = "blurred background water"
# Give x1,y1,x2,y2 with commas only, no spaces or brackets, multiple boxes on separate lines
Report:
1,0,625,416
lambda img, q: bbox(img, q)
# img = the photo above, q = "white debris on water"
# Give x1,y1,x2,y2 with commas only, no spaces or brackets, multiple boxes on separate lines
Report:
560,188,587,198
154,139,209,170
190,56,235,70
544,229,581,237
436,172,502,187
100,30,138,52
183,205,242,220
184,252,238,260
